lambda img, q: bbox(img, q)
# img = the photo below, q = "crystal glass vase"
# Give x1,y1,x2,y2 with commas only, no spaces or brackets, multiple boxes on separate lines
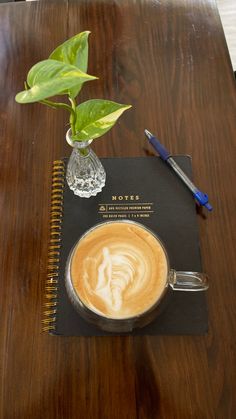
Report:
66,129,106,198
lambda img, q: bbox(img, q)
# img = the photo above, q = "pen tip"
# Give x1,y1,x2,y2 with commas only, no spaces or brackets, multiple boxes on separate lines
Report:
144,129,153,140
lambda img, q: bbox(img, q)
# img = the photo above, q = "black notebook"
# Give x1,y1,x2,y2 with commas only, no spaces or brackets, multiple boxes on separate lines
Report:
43,156,208,336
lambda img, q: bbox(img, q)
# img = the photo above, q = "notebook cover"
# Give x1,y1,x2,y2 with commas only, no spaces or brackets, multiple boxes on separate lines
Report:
43,156,208,336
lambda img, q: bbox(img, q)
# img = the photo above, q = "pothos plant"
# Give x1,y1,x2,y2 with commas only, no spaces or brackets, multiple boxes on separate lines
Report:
15,31,131,142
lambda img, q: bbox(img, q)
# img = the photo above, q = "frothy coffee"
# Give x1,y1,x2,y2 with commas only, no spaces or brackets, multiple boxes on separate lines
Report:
70,222,168,319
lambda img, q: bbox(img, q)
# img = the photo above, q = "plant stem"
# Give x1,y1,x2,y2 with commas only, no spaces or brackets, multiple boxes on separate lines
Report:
39,97,78,138
40,99,73,114
69,97,77,137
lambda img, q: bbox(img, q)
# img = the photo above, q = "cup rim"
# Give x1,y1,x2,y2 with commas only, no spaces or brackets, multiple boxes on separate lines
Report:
65,219,170,322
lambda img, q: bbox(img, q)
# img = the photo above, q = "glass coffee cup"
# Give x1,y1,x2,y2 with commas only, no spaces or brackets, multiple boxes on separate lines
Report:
65,220,208,332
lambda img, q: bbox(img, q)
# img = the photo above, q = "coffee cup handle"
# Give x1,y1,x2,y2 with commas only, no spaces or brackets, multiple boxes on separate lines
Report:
169,270,209,291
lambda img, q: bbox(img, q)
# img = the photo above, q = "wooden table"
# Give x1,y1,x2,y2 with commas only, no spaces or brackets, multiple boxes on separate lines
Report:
1,0,236,417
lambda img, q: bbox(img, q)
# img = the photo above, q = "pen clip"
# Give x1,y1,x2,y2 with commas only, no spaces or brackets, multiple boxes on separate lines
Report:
194,191,213,211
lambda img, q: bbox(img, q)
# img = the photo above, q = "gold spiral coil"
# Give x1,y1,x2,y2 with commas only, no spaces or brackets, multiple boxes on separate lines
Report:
42,160,65,332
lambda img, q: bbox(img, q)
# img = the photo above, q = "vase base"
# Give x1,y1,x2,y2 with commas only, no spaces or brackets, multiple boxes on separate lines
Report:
65,139,106,199
69,181,106,198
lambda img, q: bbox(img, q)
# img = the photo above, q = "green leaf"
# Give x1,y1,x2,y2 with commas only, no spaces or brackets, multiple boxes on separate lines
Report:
49,31,91,98
73,99,132,141
49,31,90,72
15,59,97,103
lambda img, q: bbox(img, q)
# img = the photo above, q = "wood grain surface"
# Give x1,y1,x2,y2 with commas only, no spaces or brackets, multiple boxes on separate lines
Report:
0,0,236,418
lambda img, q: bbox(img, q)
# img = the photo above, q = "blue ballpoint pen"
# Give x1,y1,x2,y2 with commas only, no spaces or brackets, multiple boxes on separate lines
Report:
145,129,213,211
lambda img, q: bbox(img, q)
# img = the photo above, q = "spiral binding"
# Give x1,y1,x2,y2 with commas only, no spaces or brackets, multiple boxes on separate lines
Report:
42,160,65,332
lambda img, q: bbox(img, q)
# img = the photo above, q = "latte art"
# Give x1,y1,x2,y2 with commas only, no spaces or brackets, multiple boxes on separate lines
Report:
70,222,168,319
94,243,148,312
